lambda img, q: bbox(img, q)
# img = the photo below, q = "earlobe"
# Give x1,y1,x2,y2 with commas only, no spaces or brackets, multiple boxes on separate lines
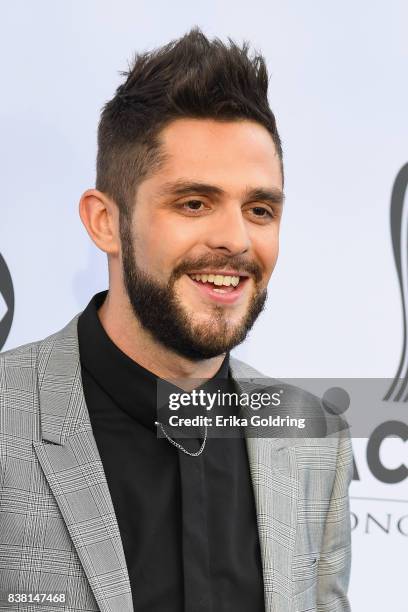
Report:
79,189,120,255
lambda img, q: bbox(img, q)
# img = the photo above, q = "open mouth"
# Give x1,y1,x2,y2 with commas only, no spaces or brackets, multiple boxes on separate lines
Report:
186,272,250,303
188,273,242,293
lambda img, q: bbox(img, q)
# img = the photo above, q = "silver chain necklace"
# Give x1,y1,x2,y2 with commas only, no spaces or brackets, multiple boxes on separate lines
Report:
155,421,207,457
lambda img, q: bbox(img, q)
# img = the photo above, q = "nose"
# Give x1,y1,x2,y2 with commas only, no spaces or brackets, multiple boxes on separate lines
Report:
205,202,251,255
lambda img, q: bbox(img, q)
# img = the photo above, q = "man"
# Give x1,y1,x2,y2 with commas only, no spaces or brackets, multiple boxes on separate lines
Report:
0,29,352,612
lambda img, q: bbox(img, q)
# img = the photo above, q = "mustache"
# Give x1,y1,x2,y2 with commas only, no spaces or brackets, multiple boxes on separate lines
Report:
173,254,263,283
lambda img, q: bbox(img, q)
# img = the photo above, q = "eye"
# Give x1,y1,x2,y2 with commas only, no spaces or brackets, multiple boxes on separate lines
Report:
180,199,206,213
249,206,274,220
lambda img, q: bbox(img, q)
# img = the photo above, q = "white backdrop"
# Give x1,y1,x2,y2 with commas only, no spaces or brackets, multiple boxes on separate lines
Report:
1,2,407,610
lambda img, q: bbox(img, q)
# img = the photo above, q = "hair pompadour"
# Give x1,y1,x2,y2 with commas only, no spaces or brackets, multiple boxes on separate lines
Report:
96,27,283,218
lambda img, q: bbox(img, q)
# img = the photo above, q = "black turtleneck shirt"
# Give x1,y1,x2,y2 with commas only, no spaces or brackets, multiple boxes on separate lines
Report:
77,291,265,612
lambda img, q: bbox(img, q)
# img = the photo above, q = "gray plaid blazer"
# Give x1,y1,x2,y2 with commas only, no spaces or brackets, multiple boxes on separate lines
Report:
0,314,352,612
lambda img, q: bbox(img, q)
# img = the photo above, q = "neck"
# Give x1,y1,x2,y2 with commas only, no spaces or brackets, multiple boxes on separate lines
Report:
97,289,226,382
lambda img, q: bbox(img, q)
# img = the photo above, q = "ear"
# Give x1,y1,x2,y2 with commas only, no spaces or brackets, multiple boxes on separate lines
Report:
79,189,120,255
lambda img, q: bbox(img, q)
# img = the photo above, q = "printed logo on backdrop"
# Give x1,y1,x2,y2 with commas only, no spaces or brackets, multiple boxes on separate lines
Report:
384,162,408,402
351,163,408,538
0,253,14,350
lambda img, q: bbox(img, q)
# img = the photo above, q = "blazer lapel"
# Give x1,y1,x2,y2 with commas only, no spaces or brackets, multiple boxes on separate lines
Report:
33,315,133,612
230,358,298,612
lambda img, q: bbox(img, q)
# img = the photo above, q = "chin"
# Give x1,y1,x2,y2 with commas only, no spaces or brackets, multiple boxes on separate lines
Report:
189,309,245,329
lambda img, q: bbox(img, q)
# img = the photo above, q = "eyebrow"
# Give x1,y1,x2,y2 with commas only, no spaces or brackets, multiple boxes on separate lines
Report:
157,180,285,206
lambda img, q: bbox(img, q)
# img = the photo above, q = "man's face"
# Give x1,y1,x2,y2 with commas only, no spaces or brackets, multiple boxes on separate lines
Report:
120,118,283,361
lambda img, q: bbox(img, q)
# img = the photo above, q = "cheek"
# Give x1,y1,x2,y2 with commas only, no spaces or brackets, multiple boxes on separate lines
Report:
131,214,196,275
135,234,170,274
253,230,280,276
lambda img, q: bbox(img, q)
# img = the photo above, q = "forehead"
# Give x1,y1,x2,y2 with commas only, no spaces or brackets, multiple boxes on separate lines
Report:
152,118,282,191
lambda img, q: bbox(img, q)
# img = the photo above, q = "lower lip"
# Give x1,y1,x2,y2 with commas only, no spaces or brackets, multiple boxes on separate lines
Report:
187,275,250,304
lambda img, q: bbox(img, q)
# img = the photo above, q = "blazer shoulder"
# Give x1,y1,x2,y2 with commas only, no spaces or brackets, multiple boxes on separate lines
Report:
0,314,81,391
229,355,267,379
0,339,41,390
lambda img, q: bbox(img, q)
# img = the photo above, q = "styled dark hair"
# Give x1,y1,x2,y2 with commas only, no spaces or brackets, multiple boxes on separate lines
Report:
96,27,283,218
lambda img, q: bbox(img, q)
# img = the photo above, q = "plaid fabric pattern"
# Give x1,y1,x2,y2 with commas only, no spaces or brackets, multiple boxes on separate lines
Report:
0,314,352,612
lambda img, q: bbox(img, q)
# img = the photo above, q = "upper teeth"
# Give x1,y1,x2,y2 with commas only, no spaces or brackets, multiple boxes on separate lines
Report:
190,273,240,287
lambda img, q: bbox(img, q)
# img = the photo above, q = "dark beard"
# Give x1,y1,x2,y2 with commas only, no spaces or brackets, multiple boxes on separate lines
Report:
120,218,268,361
